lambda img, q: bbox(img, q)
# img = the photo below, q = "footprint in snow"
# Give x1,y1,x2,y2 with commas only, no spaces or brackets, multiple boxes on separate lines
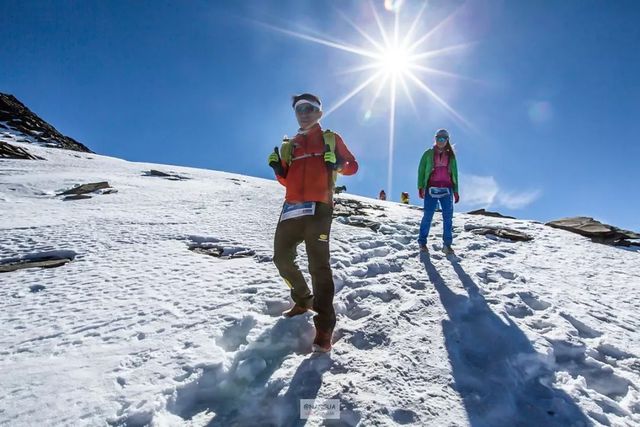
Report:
517,292,552,311
528,318,556,333
504,301,534,318
347,329,390,350
217,316,257,352
549,338,632,401
392,408,418,425
167,317,315,423
560,312,603,339
483,251,507,259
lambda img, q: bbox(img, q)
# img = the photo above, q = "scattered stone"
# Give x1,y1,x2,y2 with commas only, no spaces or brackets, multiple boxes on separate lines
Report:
190,246,223,257
467,209,516,219
464,224,533,242
63,194,93,201
546,217,640,247
60,182,116,200
336,216,381,232
189,244,255,259
29,285,46,293
333,197,384,218
1,256,72,273
332,197,387,231
0,140,44,160
143,170,190,181
58,181,111,196
0,250,77,273
227,178,247,185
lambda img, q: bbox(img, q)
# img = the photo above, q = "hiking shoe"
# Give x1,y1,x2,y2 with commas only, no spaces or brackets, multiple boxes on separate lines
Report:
282,304,309,318
442,245,455,255
419,244,429,253
312,328,333,353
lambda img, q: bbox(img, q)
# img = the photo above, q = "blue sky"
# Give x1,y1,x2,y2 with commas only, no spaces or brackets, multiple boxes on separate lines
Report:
1,0,639,231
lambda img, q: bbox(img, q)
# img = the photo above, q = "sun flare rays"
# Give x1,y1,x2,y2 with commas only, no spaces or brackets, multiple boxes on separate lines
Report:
257,1,474,198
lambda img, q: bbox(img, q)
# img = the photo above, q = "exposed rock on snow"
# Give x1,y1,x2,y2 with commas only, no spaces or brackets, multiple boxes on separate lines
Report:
332,198,386,232
465,224,534,242
58,181,112,196
187,235,257,259
467,208,516,219
143,169,191,181
56,181,115,201
333,197,385,217
335,215,382,232
0,140,44,160
0,250,77,273
546,216,640,247
63,194,93,201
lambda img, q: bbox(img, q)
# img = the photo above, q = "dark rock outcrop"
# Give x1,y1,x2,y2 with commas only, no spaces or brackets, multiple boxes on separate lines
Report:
57,182,115,201
0,140,44,160
333,197,384,218
58,181,111,196
467,209,516,219
143,170,190,181
464,224,533,242
546,217,640,247
0,93,92,153
0,251,76,273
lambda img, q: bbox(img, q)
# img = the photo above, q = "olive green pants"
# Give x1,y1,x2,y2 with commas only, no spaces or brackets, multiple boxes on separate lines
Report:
273,202,336,331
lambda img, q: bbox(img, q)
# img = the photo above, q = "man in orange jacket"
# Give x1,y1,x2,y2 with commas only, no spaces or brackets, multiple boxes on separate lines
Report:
268,93,358,352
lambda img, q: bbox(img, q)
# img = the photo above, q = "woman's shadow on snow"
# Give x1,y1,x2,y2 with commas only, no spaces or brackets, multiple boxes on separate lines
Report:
169,316,332,427
420,254,592,427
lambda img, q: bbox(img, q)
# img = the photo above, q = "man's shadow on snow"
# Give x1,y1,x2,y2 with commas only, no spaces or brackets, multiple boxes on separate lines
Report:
169,317,332,427
420,254,592,427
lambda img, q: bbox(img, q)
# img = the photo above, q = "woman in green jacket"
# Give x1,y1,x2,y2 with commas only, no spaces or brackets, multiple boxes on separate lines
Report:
417,129,459,254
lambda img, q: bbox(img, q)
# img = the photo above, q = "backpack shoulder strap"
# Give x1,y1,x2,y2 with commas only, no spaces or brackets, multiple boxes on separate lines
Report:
322,129,336,153
280,137,293,166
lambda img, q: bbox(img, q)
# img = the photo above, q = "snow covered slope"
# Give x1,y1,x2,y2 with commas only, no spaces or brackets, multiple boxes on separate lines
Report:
1,143,639,427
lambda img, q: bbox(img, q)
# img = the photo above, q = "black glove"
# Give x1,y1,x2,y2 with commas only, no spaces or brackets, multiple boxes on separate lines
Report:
268,146,285,177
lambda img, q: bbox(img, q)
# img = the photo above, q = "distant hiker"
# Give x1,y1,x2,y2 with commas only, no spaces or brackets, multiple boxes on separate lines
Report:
417,128,459,255
400,192,410,204
268,93,359,352
379,190,386,200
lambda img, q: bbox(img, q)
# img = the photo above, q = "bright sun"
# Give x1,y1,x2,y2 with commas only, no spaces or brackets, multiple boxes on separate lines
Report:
257,1,475,196
378,45,412,76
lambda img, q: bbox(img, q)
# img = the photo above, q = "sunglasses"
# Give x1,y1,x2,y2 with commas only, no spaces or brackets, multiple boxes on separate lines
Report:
436,136,448,143
295,103,320,114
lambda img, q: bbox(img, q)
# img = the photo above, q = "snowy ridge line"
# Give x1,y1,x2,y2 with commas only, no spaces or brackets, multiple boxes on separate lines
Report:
1,145,640,426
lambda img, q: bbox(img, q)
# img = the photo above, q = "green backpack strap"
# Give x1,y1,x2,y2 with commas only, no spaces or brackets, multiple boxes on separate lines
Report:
323,130,339,192
322,129,336,155
280,137,293,166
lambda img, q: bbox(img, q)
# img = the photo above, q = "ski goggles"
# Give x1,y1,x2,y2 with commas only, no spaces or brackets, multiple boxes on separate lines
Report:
294,100,321,114
435,136,448,143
